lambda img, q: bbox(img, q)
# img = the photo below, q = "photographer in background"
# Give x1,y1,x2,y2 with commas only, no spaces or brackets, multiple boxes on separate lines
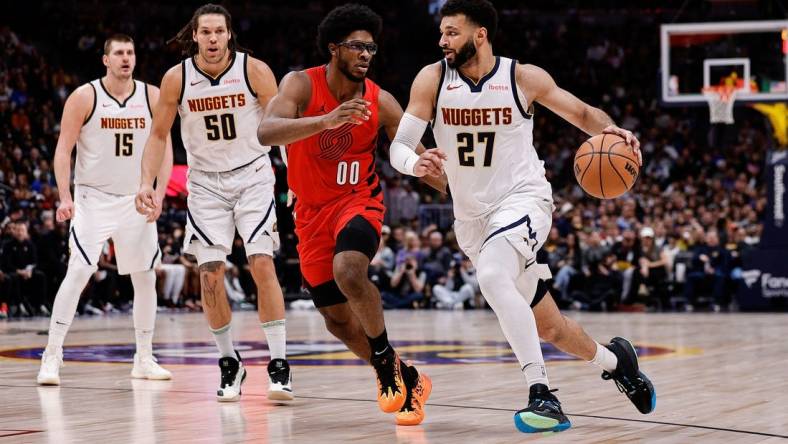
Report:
1,219,48,316
432,254,480,309
382,253,426,309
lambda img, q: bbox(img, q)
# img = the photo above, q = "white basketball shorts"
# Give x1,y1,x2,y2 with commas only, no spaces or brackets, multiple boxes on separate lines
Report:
69,185,160,275
184,154,279,265
453,192,554,268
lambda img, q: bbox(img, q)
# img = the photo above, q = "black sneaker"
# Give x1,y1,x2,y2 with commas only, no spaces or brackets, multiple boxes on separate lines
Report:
217,350,246,402
513,384,571,433
267,358,294,401
602,337,656,414
370,348,406,413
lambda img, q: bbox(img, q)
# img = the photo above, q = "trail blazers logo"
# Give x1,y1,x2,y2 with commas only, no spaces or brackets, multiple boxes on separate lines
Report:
318,124,355,160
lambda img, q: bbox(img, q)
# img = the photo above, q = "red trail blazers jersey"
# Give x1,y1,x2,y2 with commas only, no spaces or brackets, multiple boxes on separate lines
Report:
287,65,382,207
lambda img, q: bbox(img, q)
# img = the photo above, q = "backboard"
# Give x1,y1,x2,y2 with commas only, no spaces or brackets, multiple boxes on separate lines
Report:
661,20,788,104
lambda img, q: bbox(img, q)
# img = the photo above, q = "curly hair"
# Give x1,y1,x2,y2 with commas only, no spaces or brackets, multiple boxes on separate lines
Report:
440,0,498,42
168,3,249,57
316,3,382,60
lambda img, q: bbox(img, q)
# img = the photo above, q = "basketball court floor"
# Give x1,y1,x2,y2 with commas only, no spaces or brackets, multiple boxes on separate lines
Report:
1,310,787,443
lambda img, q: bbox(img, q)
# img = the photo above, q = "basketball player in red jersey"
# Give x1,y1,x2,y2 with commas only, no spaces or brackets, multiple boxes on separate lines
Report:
258,4,445,426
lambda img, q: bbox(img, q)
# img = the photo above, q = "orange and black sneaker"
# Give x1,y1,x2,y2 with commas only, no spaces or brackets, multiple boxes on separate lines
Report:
395,366,432,426
371,348,407,413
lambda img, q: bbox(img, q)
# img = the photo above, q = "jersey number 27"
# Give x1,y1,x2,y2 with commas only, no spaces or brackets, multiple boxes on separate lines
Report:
457,132,495,167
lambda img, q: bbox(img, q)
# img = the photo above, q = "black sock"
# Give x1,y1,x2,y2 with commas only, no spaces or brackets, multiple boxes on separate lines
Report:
400,360,418,386
367,329,391,357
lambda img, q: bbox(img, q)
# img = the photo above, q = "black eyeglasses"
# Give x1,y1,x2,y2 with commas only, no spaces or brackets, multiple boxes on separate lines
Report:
337,41,378,55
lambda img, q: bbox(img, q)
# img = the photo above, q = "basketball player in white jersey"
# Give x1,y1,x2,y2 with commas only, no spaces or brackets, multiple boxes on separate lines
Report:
137,4,292,402
38,34,173,385
390,0,655,433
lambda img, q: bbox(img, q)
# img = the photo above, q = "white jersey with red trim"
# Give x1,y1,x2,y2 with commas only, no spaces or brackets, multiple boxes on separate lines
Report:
431,56,552,221
178,51,269,173
75,79,151,195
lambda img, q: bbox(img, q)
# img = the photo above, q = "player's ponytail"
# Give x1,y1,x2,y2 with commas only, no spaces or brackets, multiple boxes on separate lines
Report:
167,3,250,57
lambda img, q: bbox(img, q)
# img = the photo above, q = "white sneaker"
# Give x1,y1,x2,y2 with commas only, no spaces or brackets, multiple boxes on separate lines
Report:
131,354,172,380
217,351,246,402
267,358,294,401
84,303,103,315
37,350,63,385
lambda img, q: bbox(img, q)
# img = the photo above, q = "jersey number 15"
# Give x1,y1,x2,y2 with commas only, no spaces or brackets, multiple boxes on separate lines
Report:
114,133,133,157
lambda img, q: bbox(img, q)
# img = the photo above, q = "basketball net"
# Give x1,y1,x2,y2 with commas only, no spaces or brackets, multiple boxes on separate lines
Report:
703,86,737,125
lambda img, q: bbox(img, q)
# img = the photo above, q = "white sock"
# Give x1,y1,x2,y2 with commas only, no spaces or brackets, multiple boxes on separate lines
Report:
46,263,96,355
135,330,154,357
590,342,619,372
131,271,157,356
210,323,236,358
261,319,286,360
477,237,549,388
170,266,185,303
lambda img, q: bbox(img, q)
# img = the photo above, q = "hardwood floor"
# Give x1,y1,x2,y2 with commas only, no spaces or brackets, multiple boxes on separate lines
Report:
1,310,787,443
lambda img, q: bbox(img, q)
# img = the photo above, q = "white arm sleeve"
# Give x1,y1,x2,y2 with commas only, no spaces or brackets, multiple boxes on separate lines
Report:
390,112,428,176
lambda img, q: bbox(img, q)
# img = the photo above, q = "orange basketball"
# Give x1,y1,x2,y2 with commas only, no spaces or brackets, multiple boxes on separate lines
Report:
573,133,639,199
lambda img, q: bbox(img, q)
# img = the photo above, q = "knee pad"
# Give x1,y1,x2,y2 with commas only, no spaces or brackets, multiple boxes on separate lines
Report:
335,216,379,260
303,279,347,308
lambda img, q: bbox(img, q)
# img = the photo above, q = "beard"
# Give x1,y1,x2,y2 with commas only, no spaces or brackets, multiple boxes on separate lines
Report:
446,39,477,69
337,58,365,83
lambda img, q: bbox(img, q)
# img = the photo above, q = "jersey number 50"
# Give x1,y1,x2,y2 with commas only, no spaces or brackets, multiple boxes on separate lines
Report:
457,132,495,167
204,114,237,141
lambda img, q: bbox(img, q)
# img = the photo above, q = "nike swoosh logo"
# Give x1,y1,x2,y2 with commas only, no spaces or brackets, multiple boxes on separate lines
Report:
191,80,205,86
55,321,68,325
374,346,390,356
255,166,263,172
446,84,463,91
102,103,112,107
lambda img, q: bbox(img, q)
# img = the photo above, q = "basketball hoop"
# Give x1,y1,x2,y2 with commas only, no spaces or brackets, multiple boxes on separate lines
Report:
703,86,738,124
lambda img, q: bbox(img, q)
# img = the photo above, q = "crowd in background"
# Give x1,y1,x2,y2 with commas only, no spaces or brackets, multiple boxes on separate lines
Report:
0,2,774,318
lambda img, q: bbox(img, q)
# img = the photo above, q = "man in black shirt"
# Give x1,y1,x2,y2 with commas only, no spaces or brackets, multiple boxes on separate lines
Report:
683,230,730,311
422,230,453,286
1,219,48,315
35,212,69,301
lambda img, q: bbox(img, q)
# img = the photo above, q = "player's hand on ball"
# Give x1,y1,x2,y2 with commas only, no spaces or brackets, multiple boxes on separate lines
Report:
602,125,642,166
135,184,157,219
413,148,447,177
56,198,74,222
323,98,371,129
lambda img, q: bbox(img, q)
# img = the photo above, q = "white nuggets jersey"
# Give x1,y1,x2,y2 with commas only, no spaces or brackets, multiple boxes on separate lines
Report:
75,79,151,195
431,57,552,221
178,51,269,172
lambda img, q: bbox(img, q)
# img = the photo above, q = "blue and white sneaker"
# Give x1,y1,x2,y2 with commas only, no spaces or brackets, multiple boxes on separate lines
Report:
514,384,571,433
